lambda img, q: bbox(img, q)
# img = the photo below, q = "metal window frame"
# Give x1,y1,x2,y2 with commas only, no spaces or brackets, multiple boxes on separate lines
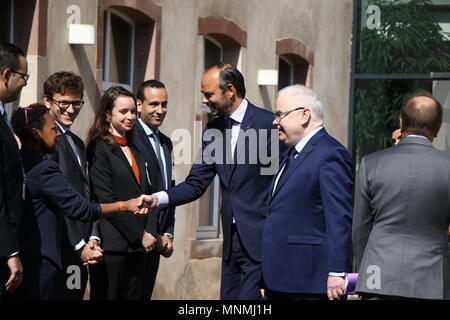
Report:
348,0,450,154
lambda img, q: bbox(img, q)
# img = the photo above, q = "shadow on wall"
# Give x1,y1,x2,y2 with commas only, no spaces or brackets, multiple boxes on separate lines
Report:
70,45,102,108
259,86,274,112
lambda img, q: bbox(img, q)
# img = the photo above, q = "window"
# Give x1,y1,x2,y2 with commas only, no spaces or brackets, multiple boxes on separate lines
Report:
1,0,15,119
351,0,450,167
0,0,13,42
278,57,293,90
276,39,313,90
103,9,135,92
204,38,223,70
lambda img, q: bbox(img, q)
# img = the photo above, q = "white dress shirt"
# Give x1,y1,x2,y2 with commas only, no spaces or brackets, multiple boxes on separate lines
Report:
272,126,324,194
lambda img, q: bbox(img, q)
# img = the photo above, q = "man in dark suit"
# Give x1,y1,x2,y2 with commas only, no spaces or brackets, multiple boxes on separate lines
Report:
0,42,28,298
43,72,101,299
353,92,450,300
147,63,285,299
262,85,353,300
134,79,175,298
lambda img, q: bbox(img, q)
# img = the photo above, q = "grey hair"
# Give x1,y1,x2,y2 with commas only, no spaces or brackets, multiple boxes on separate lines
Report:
278,85,324,122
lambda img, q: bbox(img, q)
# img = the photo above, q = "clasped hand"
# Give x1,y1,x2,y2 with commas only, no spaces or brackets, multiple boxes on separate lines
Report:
126,194,160,216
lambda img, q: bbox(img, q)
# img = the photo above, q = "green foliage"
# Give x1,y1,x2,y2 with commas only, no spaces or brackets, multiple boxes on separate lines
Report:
354,0,450,165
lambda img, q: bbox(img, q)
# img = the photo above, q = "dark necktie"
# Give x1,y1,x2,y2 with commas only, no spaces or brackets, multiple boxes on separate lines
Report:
225,117,234,164
2,109,12,131
280,147,297,178
65,130,82,167
272,147,298,194
151,131,167,189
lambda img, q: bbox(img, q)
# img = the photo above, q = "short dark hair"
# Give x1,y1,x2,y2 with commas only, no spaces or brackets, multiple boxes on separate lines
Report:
43,71,84,99
209,62,246,98
0,42,25,73
400,91,443,138
136,79,166,102
11,103,49,145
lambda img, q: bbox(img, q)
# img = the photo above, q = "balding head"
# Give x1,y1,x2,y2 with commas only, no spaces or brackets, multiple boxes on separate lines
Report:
206,62,246,98
400,92,442,141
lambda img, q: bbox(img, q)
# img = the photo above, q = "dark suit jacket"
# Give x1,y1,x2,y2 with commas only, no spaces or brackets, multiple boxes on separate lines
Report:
87,138,150,253
166,102,285,262
262,128,353,294
0,112,23,257
46,124,93,254
133,120,175,237
19,148,100,269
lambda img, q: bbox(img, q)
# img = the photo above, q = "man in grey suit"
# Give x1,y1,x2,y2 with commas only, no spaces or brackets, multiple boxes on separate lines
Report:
353,92,450,300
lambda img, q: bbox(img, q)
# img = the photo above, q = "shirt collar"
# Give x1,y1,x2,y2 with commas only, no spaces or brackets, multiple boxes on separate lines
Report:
405,134,429,141
0,101,4,116
56,121,70,134
229,99,248,124
294,126,324,154
139,118,159,136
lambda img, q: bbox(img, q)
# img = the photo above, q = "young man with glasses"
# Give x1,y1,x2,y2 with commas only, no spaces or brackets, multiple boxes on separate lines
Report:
0,41,28,299
43,71,102,300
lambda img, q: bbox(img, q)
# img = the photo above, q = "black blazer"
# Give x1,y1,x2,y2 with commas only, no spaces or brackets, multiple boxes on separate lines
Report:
0,113,23,257
87,137,150,253
20,148,100,268
133,120,175,237
46,124,93,252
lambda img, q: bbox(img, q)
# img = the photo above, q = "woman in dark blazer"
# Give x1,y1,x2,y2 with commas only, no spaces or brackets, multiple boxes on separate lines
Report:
10,104,147,300
87,86,157,300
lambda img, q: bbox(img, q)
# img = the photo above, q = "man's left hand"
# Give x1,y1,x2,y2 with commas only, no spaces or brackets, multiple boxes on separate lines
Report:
327,276,346,300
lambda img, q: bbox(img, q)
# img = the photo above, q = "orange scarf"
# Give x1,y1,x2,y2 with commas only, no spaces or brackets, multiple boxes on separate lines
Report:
113,135,140,185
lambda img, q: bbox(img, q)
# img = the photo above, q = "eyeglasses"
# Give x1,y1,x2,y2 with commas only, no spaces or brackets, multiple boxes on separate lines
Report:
49,97,84,113
274,107,305,122
11,70,30,82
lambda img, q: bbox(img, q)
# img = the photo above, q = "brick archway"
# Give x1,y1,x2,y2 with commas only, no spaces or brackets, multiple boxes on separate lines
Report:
276,38,314,88
198,16,247,48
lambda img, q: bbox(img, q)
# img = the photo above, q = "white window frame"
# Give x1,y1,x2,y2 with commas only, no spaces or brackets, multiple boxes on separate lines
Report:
102,8,135,93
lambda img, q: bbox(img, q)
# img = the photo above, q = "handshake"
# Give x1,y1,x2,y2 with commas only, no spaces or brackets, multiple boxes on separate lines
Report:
85,194,166,265
119,194,160,216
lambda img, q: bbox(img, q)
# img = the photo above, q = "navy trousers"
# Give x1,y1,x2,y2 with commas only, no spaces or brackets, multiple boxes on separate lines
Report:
220,224,262,300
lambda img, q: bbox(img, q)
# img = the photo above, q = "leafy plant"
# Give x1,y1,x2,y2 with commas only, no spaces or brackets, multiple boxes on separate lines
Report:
353,0,450,165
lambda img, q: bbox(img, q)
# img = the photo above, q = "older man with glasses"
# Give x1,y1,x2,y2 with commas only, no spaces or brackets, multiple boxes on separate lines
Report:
261,84,353,300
